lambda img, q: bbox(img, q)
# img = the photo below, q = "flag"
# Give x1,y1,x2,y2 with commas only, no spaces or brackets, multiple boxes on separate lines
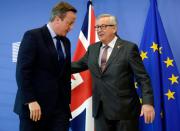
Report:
138,0,180,131
70,1,96,131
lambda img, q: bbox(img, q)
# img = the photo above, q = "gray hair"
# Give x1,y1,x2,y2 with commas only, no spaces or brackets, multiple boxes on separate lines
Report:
96,14,118,26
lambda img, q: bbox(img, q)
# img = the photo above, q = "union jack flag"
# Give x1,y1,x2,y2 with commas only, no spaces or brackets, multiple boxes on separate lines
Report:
70,1,97,131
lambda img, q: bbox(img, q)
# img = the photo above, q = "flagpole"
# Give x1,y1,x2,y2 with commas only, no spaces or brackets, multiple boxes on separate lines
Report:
71,0,96,130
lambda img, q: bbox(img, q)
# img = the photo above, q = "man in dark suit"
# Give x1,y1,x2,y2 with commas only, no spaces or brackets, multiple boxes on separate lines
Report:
14,2,77,131
72,14,155,131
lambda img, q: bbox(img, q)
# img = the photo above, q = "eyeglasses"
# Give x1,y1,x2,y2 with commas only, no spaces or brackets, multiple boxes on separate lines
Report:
94,24,115,30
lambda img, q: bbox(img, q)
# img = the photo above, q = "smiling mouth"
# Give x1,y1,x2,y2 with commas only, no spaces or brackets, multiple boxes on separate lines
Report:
98,34,104,37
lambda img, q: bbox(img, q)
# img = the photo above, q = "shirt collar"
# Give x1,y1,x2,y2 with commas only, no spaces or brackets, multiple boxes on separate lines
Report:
47,23,56,38
102,36,118,49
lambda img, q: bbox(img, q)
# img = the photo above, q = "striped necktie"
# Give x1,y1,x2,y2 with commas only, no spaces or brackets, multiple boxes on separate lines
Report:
100,45,109,72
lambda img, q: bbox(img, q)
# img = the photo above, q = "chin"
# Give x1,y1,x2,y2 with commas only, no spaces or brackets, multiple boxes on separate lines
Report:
98,37,103,41
99,38,105,42
61,34,66,37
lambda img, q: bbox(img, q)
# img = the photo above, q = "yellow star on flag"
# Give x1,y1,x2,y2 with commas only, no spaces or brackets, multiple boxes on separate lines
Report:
134,82,138,89
168,74,179,85
165,89,175,100
140,51,148,60
150,42,158,52
164,57,174,68
139,98,142,104
159,47,162,54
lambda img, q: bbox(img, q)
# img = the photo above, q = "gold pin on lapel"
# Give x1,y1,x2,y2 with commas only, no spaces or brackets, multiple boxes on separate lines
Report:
117,45,121,49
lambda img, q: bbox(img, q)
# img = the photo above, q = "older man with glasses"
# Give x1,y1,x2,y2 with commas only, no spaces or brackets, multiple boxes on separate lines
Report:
72,14,155,131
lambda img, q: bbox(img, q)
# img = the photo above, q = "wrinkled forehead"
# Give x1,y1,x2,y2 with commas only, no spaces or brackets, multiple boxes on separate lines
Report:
96,17,112,25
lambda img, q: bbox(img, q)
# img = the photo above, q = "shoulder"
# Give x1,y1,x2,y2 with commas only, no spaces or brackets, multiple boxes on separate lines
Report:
23,25,46,37
20,27,47,48
119,38,137,47
117,38,139,51
88,41,101,49
22,28,41,41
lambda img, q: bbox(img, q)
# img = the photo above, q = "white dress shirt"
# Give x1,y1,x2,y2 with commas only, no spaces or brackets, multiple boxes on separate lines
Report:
98,36,118,66
47,23,66,58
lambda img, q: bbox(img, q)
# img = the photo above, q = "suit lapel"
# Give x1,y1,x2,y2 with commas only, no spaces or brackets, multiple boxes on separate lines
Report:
92,42,102,75
103,38,123,72
41,25,59,67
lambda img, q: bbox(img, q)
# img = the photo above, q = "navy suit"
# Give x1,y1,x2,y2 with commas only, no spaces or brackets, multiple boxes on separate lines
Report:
14,25,71,131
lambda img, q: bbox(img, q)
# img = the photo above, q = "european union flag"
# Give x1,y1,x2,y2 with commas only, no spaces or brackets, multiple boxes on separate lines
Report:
139,0,180,131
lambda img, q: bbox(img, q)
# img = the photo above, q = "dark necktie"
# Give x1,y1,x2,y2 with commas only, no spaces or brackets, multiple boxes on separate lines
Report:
101,45,109,72
55,36,65,64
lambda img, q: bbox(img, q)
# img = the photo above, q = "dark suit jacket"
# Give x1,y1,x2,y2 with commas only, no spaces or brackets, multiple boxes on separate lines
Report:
14,25,71,119
72,37,154,120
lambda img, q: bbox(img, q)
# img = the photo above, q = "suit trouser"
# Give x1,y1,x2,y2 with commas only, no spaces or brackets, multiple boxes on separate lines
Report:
94,102,139,131
19,112,70,131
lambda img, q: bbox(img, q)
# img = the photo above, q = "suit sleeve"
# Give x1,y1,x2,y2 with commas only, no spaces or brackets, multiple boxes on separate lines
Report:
71,47,89,74
128,44,154,106
16,31,37,104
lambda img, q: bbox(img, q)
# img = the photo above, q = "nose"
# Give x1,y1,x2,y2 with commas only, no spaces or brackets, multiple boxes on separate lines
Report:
97,29,103,34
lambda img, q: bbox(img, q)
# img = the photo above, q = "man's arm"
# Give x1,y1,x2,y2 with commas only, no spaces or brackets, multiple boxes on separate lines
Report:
128,44,154,105
16,31,37,104
71,48,89,74
128,44,155,123
16,31,41,121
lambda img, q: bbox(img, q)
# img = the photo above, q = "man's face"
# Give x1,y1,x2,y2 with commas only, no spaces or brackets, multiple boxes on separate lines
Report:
56,11,76,36
95,17,117,44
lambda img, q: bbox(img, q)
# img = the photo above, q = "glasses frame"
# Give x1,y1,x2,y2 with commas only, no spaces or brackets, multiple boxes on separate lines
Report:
94,24,115,30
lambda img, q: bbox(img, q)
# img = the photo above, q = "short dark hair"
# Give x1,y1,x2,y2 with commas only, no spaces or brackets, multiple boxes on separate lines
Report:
50,1,77,21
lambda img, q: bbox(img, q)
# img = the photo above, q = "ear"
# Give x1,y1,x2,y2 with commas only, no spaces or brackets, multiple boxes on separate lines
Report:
54,16,63,25
55,16,60,21
113,26,117,34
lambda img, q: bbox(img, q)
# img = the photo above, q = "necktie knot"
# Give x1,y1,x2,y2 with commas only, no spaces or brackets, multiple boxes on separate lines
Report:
103,45,109,50
55,35,63,41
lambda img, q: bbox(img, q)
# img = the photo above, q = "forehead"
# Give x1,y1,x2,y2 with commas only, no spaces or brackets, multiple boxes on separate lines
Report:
64,11,76,20
96,17,111,25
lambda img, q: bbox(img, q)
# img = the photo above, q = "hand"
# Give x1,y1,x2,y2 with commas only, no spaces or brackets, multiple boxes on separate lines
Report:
140,104,155,124
28,101,41,122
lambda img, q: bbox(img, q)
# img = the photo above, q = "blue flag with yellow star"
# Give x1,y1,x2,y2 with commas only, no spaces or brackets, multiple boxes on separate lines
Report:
138,0,180,131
